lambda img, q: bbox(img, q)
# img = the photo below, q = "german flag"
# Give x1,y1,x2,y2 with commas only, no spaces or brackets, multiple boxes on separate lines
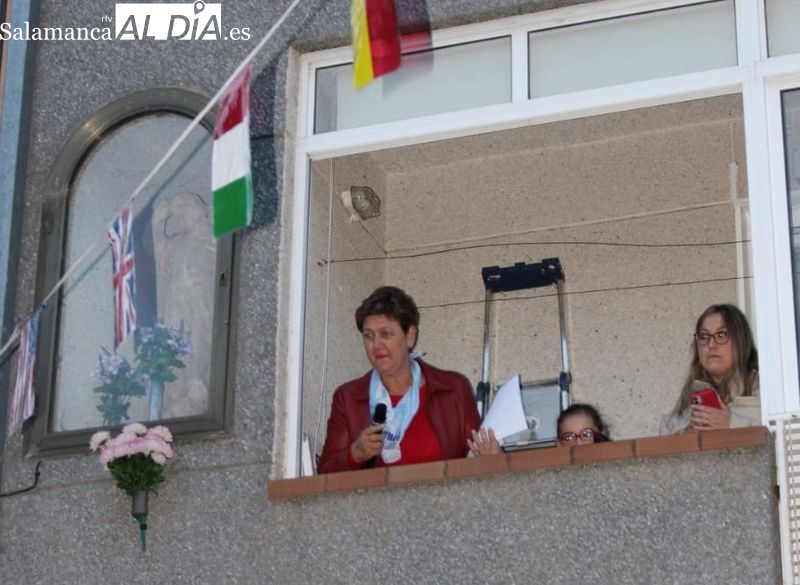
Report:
351,0,402,89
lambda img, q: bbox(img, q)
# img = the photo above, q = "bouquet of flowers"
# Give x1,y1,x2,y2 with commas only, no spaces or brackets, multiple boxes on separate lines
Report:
90,423,175,494
90,423,175,551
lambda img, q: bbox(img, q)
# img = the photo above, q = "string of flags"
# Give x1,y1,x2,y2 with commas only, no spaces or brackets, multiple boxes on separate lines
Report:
0,0,307,438
6,306,43,438
3,0,431,438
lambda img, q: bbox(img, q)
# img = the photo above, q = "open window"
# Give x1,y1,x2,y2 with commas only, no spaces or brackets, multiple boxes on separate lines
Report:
275,0,775,478
298,94,754,468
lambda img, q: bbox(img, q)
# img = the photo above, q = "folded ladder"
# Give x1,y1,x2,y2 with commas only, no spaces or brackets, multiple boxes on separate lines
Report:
476,258,571,450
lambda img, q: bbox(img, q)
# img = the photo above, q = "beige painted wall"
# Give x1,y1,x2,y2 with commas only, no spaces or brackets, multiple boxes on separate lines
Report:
305,95,751,449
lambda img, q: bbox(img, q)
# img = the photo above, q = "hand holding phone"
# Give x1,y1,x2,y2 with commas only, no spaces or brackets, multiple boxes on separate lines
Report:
690,387,723,410
689,381,729,431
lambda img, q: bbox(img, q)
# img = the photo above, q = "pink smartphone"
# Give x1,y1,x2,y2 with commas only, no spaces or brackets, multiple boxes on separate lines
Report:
690,387,722,409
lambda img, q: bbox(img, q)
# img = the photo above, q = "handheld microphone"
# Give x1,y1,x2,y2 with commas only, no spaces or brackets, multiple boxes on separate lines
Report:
365,404,387,469
372,403,387,425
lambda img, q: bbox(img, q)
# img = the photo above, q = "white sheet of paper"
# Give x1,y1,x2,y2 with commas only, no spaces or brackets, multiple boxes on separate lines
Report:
480,374,528,441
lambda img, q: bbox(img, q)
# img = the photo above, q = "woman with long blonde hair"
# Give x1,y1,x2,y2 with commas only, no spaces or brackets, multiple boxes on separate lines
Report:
660,304,760,435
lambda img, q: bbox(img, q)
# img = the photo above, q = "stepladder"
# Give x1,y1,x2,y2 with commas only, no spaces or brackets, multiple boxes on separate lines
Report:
476,258,571,450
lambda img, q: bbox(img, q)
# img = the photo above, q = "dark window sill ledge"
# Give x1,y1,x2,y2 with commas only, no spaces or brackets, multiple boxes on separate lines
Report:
266,426,768,501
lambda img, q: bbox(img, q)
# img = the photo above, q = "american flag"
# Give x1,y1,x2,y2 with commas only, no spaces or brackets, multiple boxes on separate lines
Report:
107,204,137,349
6,306,43,437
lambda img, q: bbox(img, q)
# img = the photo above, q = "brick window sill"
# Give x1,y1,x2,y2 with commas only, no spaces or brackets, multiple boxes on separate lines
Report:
266,426,768,501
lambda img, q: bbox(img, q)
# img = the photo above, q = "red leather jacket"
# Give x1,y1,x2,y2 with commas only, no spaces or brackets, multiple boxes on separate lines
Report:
317,360,481,474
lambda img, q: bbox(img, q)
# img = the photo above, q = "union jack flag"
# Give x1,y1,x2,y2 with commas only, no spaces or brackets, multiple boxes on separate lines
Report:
6,305,43,438
107,204,136,350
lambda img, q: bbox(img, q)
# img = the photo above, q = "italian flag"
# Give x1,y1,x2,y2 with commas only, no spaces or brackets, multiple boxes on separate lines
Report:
212,64,253,238
351,0,401,89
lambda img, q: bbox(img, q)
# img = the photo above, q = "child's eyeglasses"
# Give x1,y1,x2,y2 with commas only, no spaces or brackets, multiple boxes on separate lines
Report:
559,428,598,443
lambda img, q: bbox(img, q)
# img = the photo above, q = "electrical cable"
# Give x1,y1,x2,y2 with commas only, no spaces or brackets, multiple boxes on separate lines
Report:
324,237,752,265
0,461,42,498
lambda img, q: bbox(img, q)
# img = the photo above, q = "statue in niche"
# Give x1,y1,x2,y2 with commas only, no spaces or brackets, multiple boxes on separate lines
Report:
151,191,215,419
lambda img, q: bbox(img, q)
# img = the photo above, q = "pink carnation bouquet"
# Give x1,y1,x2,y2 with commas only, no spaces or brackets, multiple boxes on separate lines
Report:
90,423,175,495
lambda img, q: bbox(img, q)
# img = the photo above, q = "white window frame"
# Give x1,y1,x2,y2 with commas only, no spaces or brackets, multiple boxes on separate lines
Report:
278,0,800,477
761,72,800,416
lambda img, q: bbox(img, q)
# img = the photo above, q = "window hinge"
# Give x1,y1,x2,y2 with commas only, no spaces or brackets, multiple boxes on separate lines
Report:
219,269,227,287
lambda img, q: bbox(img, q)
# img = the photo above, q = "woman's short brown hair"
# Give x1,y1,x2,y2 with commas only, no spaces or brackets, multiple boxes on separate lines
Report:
355,286,420,344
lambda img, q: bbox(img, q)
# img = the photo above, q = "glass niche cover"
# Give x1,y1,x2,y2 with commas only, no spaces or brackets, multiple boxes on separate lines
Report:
53,113,217,432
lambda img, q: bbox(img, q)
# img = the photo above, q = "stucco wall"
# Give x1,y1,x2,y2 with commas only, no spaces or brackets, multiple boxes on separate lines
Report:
1,441,780,584
0,0,781,584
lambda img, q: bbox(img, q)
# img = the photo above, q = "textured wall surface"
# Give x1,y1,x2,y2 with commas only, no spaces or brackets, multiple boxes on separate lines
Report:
0,0,781,584
0,444,780,584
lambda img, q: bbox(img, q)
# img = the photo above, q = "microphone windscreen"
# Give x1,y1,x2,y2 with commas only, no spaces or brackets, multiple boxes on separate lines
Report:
373,403,387,425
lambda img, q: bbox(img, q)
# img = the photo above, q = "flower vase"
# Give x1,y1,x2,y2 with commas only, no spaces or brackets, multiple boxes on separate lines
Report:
148,379,163,421
131,491,149,552
131,490,149,517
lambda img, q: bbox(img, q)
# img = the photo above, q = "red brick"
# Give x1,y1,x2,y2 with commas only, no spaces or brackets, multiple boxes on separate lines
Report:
571,439,635,465
699,426,768,451
266,475,326,500
634,433,699,458
446,454,509,479
387,460,445,485
266,427,772,500
507,446,571,472
325,467,387,493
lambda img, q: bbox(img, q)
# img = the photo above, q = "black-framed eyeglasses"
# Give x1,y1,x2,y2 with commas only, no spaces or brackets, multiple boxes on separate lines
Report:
559,428,598,443
694,330,730,346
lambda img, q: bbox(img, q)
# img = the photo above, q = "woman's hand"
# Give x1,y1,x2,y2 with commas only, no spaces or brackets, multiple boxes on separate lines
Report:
350,423,385,463
689,400,730,431
468,427,502,456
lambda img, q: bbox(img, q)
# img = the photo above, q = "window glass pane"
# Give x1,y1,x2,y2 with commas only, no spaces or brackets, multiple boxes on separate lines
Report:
529,1,736,98
54,114,214,431
314,36,511,133
782,88,800,394
766,0,800,57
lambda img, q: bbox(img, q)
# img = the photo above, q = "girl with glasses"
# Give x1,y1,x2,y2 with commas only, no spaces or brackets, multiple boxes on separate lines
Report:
660,304,760,435
468,402,609,452
557,403,610,446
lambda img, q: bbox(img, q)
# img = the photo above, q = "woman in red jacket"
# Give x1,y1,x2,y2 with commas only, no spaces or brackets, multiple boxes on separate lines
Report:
318,286,482,473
